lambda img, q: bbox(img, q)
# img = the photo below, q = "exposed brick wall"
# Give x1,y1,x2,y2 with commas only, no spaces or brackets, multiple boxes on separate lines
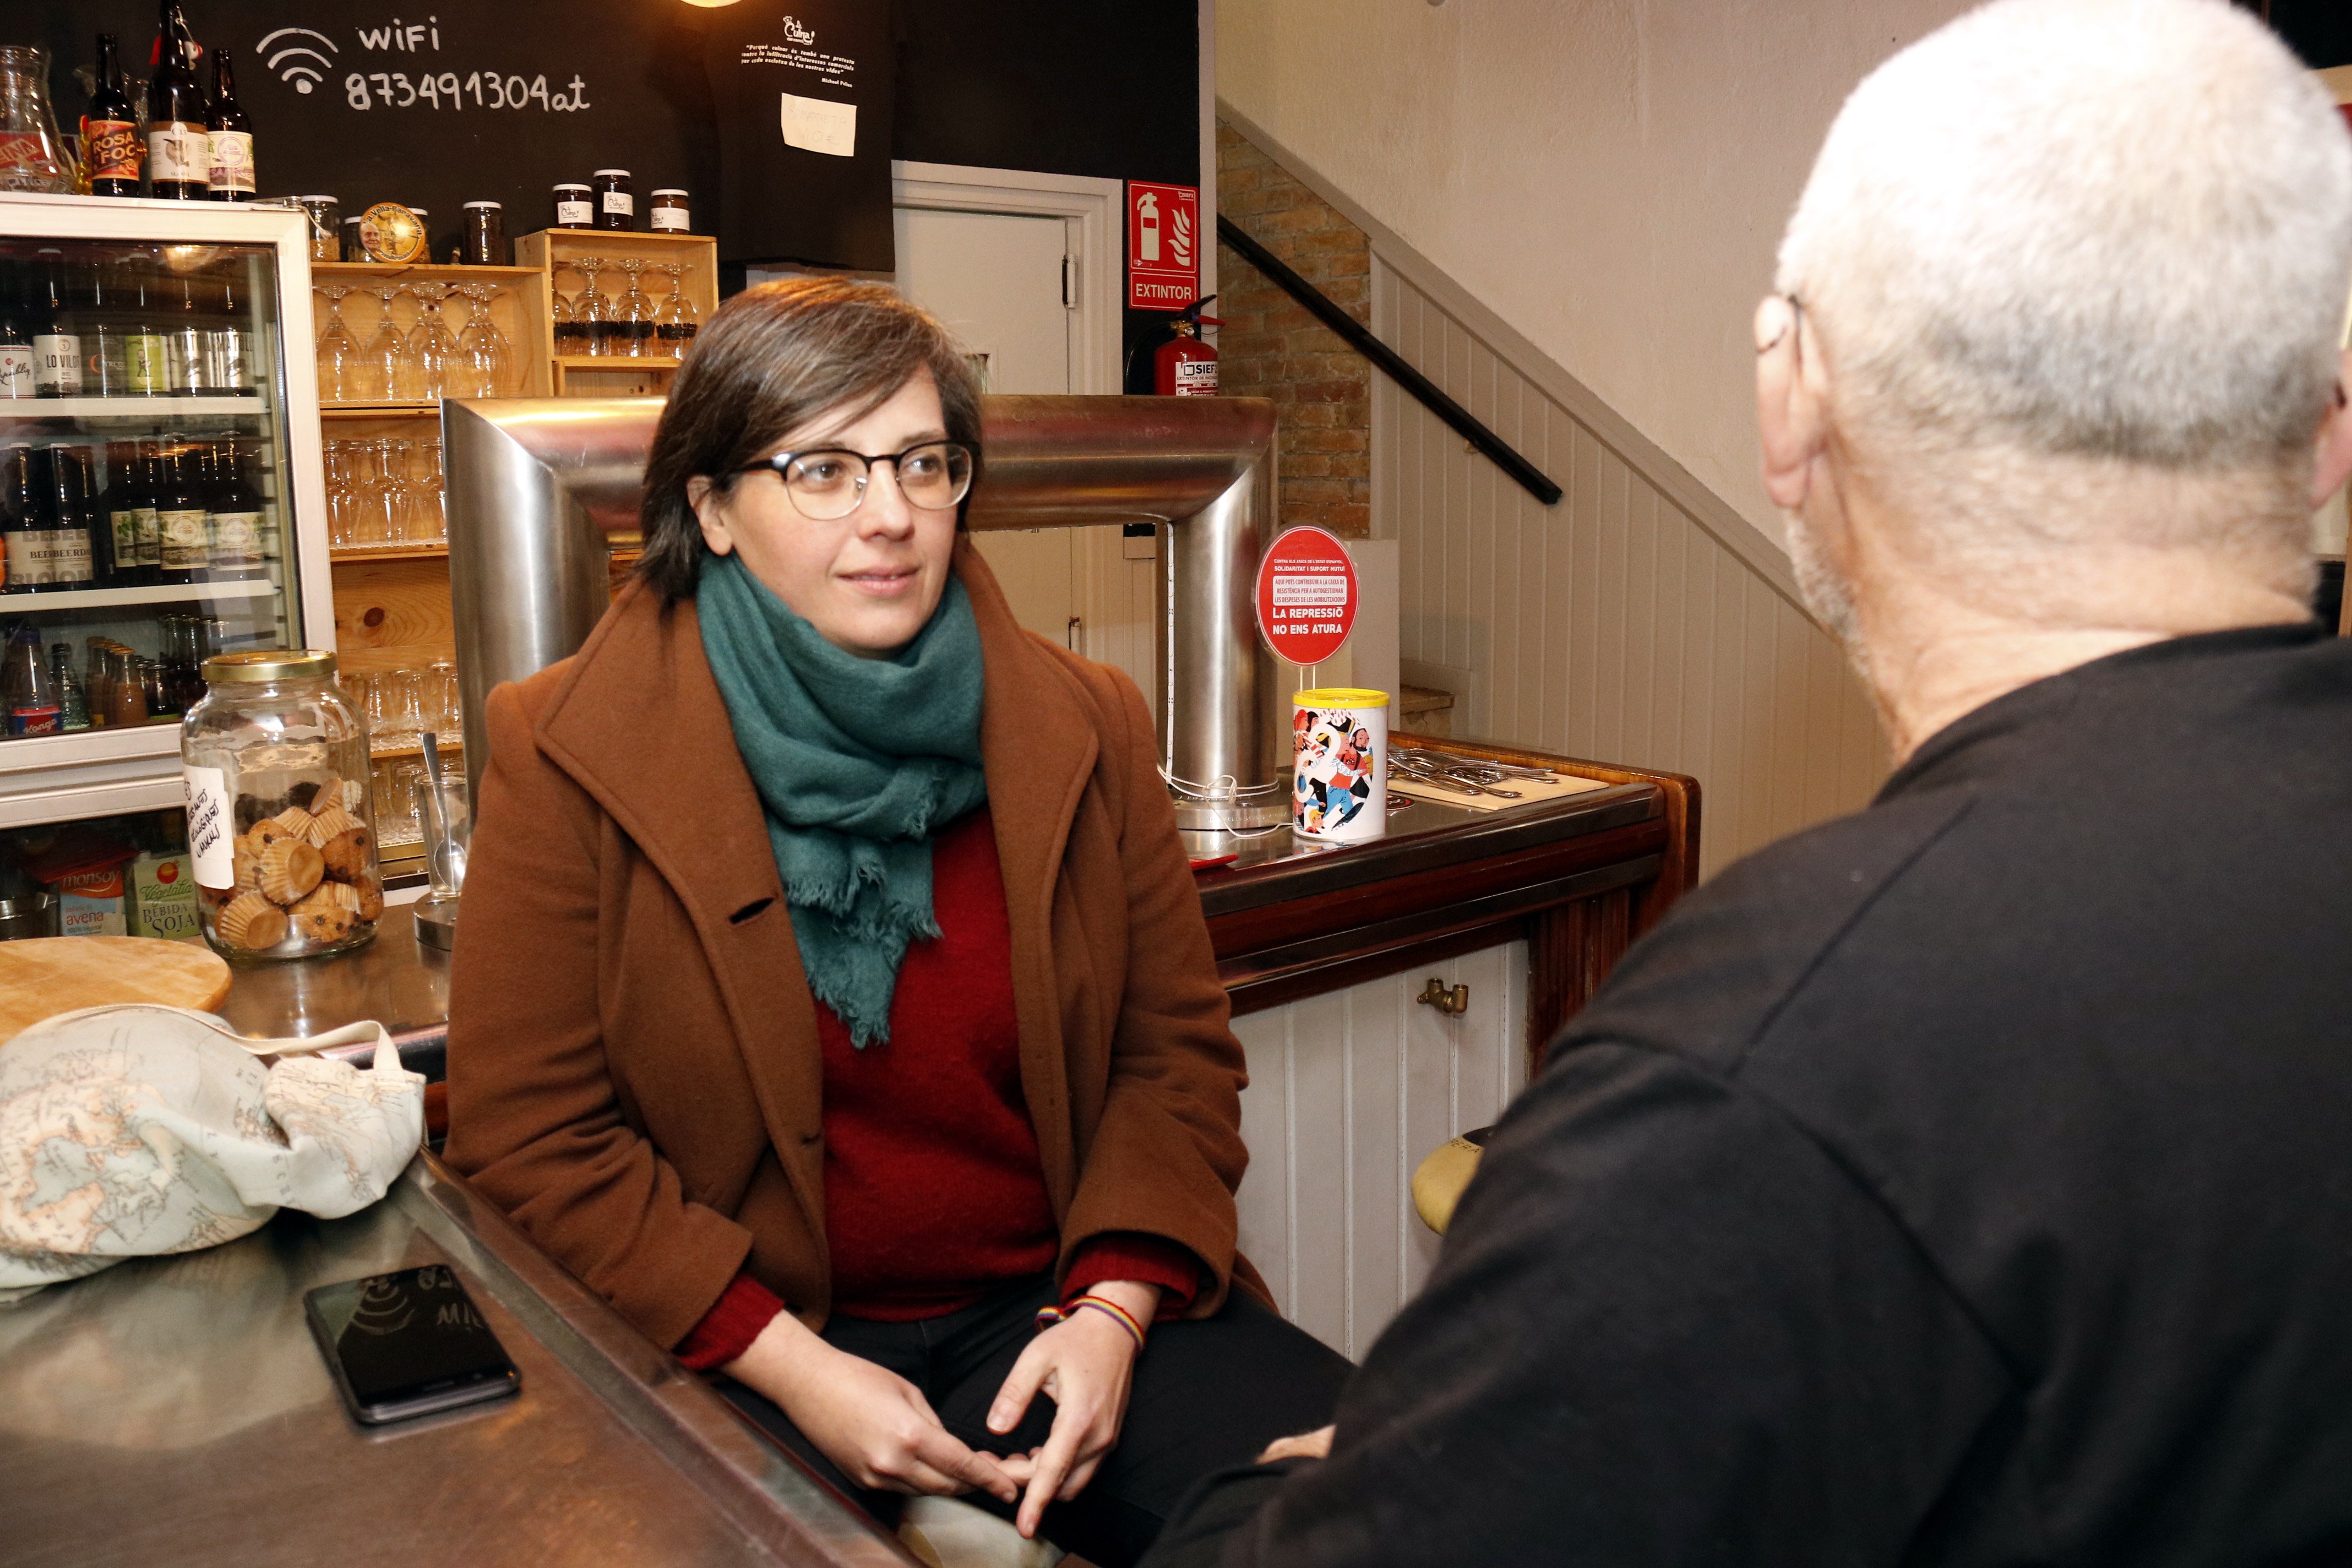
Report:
1215,120,1373,540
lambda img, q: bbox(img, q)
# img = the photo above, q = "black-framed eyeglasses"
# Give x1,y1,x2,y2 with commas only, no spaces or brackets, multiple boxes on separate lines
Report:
727,440,975,521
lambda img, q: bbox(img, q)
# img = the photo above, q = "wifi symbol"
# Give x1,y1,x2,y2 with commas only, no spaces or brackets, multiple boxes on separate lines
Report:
256,26,337,94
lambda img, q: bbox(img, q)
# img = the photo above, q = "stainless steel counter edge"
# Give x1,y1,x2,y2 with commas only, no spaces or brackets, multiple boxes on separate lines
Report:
1194,781,1660,917
400,1153,916,1568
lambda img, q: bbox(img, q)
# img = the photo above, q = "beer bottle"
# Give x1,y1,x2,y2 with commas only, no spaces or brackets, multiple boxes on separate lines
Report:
85,34,143,198
206,46,254,202
32,257,83,400
154,440,209,585
135,440,165,579
6,447,56,592
121,266,170,396
97,441,149,585
145,1,209,200
165,274,210,395
208,441,264,581
0,446,34,591
0,273,33,401
46,445,98,590
79,259,128,398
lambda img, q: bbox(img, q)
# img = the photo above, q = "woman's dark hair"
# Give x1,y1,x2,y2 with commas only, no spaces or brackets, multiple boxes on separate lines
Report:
635,276,984,600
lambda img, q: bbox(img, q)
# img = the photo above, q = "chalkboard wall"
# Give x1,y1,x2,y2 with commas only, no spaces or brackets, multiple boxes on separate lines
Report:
25,2,1200,271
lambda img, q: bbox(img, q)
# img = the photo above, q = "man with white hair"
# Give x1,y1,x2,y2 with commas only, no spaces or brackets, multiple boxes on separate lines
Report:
1142,1,2352,1562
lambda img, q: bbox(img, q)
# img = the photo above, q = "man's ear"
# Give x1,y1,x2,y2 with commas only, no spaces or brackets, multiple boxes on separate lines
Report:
688,475,736,558
2311,347,2352,511
1756,296,1829,511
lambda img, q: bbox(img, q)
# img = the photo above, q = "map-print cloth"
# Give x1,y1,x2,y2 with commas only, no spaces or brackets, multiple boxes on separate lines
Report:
0,1006,423,1302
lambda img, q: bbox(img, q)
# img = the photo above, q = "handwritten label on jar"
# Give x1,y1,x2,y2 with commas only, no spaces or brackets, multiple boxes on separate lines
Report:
555,197,590,226
184,764,233,889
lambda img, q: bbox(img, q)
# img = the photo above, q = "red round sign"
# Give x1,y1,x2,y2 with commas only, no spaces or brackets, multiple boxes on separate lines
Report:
1255,525,1359,665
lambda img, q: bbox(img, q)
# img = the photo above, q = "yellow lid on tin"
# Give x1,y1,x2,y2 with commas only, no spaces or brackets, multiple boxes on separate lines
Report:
1294,688,1390,707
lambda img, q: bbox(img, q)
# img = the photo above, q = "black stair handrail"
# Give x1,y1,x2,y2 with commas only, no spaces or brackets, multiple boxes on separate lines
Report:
1217,214,1563,507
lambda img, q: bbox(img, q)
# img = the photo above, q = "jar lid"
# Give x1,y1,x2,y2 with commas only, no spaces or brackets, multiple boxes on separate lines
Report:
298,194,338,203
651,188,688,197
464,199,502,209
592,168,631,177
553,182,590,192
203,650,337,683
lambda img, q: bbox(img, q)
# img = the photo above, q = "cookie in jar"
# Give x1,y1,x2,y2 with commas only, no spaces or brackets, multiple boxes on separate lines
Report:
183,651,383,960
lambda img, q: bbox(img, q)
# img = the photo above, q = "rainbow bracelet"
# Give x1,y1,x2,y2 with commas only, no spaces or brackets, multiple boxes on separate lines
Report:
1035,1293,1148,1351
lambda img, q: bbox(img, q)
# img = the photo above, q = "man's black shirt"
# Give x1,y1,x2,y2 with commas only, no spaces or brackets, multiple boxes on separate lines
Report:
1148,624,2352,1565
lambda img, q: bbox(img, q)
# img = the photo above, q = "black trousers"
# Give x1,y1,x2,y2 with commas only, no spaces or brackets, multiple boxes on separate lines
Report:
712,1274,1351,1567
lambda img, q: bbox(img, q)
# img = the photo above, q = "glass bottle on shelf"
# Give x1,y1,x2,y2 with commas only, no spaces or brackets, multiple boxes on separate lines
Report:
5,630,60,734
165,273,214,396
97,441,142,585
144,4,209,202
0,446,42,592
110,647,148,726
205,46,253,203
79,259,129,398
154,439,209,586
0,278,33,401
51,644,89,732
208,275,252,394
33,254,81,399
122,267,169,397
46,444,97,591
208,441,265,581
0,48,75,194
83,639,111,727
85,34,142,198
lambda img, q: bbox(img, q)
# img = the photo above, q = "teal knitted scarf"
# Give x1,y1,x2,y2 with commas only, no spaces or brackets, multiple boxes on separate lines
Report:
696,552,988,1047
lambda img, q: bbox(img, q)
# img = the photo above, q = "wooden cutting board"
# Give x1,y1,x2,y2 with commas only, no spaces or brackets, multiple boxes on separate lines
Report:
0,937,233,1043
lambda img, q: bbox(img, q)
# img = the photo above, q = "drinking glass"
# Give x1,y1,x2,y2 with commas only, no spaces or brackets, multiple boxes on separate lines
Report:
357,285,406,402
373,758,421,846
340,669,375,732
423,658,460,739
401,282,462,401
455,284,515,398
314,285,360,404
421,772,471,898
654,263,700,358
324,439,359,547
380,665,422,739
363,438,408,545
393,438,439,544
417,435,448,542
551,269,590,357
574,258,612,357
614,260,656,360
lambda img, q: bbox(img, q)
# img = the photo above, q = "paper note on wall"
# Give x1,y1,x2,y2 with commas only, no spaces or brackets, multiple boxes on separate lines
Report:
780,93,857,157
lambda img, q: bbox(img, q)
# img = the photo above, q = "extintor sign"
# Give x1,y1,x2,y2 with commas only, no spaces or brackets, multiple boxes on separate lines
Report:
1255,526,1359,666
1128,181,1200,311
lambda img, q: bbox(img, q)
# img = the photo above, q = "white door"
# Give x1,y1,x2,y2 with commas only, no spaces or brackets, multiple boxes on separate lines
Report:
895,206,1076,647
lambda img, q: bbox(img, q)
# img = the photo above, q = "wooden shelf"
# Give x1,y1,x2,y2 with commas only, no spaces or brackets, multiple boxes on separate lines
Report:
322,402,443,417
331,544,448,563
0,579,276,613
0,395,269,420
523,230,712,248
552,354,682,369
315,261,548,282
367,734,462,761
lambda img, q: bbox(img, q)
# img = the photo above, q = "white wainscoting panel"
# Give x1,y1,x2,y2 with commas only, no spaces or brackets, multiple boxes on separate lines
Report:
1372,257,1888,878
1231,939,1528,1360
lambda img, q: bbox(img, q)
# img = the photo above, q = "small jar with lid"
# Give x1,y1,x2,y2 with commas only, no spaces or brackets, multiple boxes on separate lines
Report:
650,189,691,233
462,200,505,265
182,650,383,962
552,182,593,229
592,168,634,231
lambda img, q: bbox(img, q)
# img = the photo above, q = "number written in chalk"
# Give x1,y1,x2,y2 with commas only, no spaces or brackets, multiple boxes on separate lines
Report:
345,72,591,112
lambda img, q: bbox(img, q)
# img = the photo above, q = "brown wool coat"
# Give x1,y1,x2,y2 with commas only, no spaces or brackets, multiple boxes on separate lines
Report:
442,542,1264,1349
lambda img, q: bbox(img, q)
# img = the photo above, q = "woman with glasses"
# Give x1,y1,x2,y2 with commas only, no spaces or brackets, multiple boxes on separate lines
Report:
444,279,1348,1566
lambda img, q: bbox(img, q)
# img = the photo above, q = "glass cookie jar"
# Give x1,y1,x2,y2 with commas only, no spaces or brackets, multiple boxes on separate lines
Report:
182,651,383,961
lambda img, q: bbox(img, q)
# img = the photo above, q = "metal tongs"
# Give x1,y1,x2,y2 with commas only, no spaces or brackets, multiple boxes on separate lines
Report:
1391,747,1565,800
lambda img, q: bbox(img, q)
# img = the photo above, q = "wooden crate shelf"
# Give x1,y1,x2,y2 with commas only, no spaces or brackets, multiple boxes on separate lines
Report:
312,260,554,403
516,227,715,402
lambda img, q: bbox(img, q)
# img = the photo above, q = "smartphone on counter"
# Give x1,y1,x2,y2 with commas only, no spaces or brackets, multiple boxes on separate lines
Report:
305,1264,521,1425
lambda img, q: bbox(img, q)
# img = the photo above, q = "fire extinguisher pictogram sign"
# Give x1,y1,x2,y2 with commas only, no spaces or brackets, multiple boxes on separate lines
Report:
1128,181,1200,311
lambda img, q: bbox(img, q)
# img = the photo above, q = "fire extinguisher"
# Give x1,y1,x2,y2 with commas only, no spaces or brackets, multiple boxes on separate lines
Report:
1153,295,1222,396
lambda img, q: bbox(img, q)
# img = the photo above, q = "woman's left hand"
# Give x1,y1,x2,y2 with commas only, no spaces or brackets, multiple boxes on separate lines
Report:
986,1278,1161,1538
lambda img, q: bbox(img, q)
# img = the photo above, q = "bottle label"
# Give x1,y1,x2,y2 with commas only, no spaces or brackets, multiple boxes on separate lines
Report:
33,335,81,396
135,506,161,568
602,190,634,215
159,508,211,570
1173,357,1219,395
205,328,251,390
207,130,255,195
49,527,92,584
123,334,168,394
86,120,141,182
211,511,263,565
111,508,141,568
650,206,689,232
6,532,51,586
167,330,210,393
10,705,61,737
556,198,592,226
82,330,123,394
184,763,234,889
0,347,32,399
148,122,206,184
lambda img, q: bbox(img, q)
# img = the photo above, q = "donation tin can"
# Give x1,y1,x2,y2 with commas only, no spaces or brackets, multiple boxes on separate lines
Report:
1292,688,1389,843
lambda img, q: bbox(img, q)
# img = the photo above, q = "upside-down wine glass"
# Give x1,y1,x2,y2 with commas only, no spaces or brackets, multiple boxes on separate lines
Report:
455,284,515,398
613,260,656,360
654,263,699,358
401,282,462,402
574,258,614,357
314,285,359,403
357,284,406,403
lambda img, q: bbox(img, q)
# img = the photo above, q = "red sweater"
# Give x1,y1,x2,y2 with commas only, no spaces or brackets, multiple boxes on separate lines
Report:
678,807,1197,1369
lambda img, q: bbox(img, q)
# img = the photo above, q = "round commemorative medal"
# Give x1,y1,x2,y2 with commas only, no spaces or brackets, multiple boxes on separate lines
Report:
357,203,426,265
